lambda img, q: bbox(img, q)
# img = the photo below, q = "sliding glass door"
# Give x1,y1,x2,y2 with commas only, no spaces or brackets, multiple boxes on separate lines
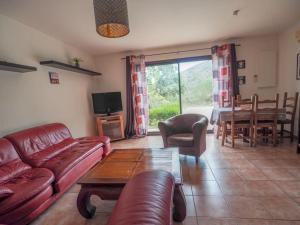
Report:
146,56,213,131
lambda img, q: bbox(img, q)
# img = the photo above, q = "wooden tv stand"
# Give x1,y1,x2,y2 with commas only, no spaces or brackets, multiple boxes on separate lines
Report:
95,114,125,141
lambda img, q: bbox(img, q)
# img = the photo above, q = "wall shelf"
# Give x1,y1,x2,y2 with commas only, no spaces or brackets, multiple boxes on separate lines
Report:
0,61,37,73
40,60,101,76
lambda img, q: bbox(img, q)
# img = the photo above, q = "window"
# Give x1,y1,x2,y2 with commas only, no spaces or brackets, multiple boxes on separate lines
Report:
146,56,213,132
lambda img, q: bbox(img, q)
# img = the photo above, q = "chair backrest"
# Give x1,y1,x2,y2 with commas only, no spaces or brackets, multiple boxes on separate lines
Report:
236,95,252,107
283,92,299,121
221,95,231,107
231,96,255,123
254,94,279,122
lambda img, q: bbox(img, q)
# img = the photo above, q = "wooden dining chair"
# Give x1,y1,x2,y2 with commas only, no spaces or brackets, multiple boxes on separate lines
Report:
236,95,252,106
279,92,299,142
216,95,231,139
221,95,231,107
253,94,279,147
221,96,255,148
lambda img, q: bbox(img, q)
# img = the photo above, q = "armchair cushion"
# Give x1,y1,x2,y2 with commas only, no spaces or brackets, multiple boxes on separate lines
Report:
167,133,194,147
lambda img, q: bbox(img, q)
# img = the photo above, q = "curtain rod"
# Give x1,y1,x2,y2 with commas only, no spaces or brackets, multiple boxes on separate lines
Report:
121,44,241,60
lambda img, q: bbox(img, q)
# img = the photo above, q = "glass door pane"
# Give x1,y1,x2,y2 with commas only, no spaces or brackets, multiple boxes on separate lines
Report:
146,63,180,131
179,60,213,130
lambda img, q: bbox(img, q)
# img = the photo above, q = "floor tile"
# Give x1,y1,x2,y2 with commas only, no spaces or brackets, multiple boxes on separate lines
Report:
244,180,286,197
185,195,197,216
217,180,248,196
237,168,268,180
224,196,272,219
211,168,243,182
189,168,215,182
173,216,198,225
259,197,300,220
194,196,232,218
261,168,297,180
191,180,223,196
276,181,300,197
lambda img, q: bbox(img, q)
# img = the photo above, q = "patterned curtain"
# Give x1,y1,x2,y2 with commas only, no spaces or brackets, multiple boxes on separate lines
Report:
211,43,239,107
124,55,148,137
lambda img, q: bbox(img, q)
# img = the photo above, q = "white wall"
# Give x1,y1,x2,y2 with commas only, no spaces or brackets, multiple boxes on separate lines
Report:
93,35,279,123
0,14,97,137
277,20,300,135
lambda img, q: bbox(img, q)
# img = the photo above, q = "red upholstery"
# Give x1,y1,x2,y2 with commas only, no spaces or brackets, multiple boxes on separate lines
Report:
106,170,175,225
0,186,53,225
0,138,55,224
0,123,109,225
0,187,13,200
76,136,112,157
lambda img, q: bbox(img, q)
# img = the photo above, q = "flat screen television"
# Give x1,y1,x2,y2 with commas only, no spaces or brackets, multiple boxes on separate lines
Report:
92,92,122,115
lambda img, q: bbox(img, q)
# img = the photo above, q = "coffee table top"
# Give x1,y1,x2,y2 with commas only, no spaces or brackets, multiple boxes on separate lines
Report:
78,148,182,184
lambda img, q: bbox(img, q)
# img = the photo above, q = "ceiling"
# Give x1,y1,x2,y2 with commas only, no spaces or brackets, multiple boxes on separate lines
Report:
0,0,300,56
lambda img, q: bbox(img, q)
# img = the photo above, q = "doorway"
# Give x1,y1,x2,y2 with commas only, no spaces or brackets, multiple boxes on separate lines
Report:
146,56,213,132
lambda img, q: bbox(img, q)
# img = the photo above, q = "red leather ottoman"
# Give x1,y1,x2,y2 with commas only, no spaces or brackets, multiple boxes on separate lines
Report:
106,170,175,225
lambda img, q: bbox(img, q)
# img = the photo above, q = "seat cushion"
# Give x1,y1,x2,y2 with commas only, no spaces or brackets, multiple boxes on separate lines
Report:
40,141,103,181
0,185,53,225
0,168,54,215
167,133,194,147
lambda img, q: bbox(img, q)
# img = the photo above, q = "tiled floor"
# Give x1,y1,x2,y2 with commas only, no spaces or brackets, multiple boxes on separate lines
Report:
31,135,300,225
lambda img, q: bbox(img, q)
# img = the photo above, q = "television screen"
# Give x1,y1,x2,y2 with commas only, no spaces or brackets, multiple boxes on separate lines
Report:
92,92,122,115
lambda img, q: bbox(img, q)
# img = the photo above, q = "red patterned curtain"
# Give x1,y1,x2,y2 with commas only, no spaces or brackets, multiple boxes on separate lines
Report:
211,43,239,107
128,55,148,137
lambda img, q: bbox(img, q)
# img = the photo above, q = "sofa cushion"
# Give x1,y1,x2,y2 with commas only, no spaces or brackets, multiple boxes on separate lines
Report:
0,185,53,225
167,133,194,147
0,187,13,200
4,123,74,166
40,141,103,181
27,138,79,167
0,138,31,184
0,168,54,215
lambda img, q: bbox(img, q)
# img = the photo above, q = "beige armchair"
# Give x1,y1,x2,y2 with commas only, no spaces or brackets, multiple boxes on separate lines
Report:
158,114,208,163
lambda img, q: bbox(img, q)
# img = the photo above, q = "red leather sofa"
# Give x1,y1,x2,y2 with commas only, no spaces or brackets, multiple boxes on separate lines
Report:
106,170,175,225
0,123,111,225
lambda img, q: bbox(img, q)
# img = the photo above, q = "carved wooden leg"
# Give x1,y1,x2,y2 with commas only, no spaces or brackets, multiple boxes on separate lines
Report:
173,184,186,222
77,188,96,219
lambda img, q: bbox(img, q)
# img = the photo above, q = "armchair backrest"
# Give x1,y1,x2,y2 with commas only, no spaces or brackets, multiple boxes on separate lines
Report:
166,114,207,134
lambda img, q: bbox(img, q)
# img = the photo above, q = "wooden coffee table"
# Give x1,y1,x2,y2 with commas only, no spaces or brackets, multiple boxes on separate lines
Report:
77,148,186,222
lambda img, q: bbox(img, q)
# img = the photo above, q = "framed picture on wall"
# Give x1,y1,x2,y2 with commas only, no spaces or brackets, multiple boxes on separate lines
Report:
297,53,300,80
237,60,246,69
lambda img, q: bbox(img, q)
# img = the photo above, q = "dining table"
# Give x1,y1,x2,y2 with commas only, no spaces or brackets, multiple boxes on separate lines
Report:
210,107,286,126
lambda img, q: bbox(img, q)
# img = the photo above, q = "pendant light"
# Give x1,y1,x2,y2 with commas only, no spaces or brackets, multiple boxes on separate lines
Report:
93,0,130,38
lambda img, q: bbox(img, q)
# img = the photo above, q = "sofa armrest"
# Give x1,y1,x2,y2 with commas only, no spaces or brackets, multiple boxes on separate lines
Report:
192,117,208,156
106,170,175,225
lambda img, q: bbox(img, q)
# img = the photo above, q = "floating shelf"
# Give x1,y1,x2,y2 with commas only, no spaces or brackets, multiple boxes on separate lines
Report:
40,60,101,76
0,61,37,73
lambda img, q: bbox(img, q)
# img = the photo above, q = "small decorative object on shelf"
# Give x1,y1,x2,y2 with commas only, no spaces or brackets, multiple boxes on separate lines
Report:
72,57,83,68
40,60,101,76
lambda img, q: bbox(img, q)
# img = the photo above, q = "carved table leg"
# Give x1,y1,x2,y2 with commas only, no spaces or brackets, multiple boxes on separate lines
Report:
173,184,186,222
77,185,124,219
77,187,96,219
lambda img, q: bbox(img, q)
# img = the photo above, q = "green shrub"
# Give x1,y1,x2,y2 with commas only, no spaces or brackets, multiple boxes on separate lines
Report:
149,103,179,128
